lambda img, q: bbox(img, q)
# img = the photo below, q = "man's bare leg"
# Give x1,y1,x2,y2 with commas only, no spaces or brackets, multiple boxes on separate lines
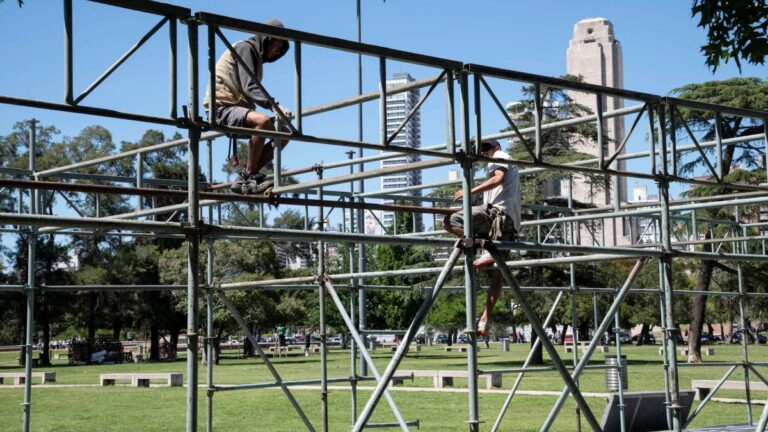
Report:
243,111,275,176
477,270,502,336
253,136,290,174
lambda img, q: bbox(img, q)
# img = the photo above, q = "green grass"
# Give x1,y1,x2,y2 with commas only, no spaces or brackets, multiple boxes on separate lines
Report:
0,343,766,431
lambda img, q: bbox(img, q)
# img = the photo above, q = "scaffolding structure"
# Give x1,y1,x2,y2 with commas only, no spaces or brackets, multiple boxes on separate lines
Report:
3,1,768,431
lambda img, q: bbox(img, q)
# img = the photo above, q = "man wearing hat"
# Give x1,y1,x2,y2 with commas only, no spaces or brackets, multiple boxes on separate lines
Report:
443,139,521,337
204,18,291,194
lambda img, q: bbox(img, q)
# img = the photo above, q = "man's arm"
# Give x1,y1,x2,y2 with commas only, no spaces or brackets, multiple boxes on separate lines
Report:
234,42,271,109
453,168,506,202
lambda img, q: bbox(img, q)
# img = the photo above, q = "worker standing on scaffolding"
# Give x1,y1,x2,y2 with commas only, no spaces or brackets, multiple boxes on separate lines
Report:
204,18,292,194
443,139,521,337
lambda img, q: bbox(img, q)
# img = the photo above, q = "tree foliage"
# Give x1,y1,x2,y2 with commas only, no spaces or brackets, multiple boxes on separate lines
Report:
692,0,768,72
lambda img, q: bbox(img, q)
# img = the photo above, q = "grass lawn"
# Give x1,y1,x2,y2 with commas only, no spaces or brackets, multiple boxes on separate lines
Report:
1,343,766,431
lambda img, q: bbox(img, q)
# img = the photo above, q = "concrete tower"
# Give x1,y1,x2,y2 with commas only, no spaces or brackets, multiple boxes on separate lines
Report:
566,18,628,246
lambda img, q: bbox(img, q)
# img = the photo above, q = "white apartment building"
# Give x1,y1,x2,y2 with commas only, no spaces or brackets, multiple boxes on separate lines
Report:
381,73,423,232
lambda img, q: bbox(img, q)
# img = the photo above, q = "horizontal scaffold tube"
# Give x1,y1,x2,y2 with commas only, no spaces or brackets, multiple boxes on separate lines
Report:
0,178,453,216
0,213,181,234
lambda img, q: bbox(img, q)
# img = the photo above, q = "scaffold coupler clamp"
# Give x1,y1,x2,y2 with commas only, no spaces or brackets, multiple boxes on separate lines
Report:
314,274,330,284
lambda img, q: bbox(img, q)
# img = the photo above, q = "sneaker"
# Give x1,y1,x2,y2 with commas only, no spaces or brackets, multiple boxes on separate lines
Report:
231,171,273,194
477,319,489,337
473,250,494,269
463,319,489,337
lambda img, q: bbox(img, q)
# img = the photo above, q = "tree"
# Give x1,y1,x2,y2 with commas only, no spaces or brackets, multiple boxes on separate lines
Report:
692,0,768,72
1,120,75,365
671,77,768,362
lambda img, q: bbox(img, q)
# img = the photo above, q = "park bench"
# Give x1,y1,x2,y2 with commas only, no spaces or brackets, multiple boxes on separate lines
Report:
691,379,768,400
0,372,56,385
674,347,714,357
444,345,477,352
438,370,502,389
388,369,501,389
388,343,421,353
100,373,182,387
565,342,609,354
390,370,439,387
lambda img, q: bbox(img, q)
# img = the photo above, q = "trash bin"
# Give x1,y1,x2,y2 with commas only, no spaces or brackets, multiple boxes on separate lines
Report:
502,339,510,352
605,354,628,391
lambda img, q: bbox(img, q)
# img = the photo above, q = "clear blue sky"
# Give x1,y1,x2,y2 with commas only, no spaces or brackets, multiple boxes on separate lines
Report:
0,1,765,228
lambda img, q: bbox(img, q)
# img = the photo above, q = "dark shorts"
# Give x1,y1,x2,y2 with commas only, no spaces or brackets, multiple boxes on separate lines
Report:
215,106,251,135
444,204,517,240
215,106,289,140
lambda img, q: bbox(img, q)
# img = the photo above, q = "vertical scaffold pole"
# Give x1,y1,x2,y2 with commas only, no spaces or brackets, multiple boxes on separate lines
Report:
186,19,201,432
356,0,368,378
347,152,358,425
21,119,37,432
658,259,673,430
446,69,456,154
317,168,328,432
465,71,480,432
136,154,143,213
169,16,178,119
294,41,302,133
63,0,73,104
737,264,753,424
658,102,682,432
205,139,214,432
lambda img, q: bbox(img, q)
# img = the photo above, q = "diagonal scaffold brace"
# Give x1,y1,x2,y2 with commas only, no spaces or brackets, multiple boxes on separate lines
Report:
490,290,566,432
482,241,647,432
216,289,316,432
317,275,412,431
351,243,464,432
538,255,648,432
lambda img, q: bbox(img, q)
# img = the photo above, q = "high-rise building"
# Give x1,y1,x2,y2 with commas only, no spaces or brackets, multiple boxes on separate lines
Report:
566,18,629,246
381,73,423,232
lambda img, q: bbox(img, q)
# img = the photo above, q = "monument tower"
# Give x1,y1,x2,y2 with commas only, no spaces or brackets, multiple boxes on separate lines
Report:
566,18,628,246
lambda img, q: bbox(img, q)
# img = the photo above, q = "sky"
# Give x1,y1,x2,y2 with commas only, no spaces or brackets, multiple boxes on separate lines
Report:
0,0,765,230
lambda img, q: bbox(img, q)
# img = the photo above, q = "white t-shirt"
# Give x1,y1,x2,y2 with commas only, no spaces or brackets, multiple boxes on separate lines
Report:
483,150,521,231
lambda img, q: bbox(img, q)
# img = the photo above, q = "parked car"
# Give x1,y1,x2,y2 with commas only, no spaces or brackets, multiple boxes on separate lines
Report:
700,333,711,344
414,335,426,344
604,331,631,345
758,333,767,344
433,334,448,344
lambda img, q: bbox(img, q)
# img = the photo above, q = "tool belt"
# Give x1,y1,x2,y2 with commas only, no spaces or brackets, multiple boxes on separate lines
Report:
486,204,517,241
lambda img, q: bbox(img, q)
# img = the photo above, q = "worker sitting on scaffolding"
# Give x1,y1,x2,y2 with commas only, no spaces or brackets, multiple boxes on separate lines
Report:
443,139,521,337
204,18,292,194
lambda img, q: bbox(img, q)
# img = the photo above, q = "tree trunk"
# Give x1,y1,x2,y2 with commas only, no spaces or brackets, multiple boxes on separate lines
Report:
578,321,591,343
636,323,649,346
688,259,714,363
87,292,98,341
170,328,180,360
149,320,160,361
530,332,544,365
214,327,223,365
112,317,122,342
40,297,51,366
